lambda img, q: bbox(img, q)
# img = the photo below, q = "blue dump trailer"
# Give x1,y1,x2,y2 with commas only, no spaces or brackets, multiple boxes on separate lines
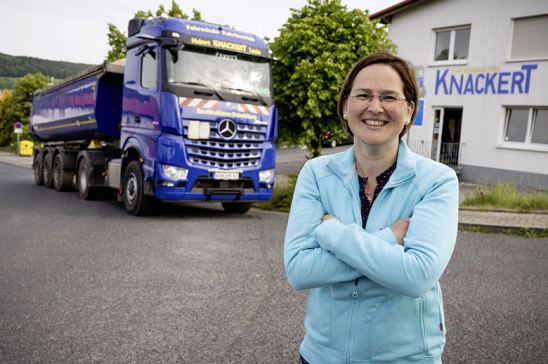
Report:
30,17,277,215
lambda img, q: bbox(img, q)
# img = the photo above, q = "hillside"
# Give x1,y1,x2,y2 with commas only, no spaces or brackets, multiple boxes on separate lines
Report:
0,52,93,89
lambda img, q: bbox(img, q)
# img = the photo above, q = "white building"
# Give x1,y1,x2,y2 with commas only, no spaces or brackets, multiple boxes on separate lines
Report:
371,0,548,190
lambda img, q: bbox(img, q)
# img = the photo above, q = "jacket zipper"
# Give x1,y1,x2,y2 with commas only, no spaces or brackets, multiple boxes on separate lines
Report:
345,278,360,363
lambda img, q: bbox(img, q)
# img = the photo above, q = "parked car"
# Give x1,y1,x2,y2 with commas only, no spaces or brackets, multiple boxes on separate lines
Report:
322,130,353,148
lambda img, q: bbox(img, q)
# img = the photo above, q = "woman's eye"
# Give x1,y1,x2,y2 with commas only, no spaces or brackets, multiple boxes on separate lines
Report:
383,96,398,102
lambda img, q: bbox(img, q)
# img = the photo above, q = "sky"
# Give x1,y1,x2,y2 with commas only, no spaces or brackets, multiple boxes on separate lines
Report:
0,0,400,65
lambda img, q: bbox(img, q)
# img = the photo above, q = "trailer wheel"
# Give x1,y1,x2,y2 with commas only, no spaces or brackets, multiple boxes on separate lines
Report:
123,161,153,216
53,154,73,191
77,158,98,200
43,156,54,189
221,202,253,214
33,152,43,186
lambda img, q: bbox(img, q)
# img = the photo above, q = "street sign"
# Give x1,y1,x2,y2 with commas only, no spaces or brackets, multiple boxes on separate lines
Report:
14,122,23,134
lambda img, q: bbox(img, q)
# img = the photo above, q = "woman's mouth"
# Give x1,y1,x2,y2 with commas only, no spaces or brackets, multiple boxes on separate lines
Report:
363,119,387,126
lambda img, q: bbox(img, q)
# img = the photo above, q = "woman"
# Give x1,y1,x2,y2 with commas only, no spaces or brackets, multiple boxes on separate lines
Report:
284,52,459,363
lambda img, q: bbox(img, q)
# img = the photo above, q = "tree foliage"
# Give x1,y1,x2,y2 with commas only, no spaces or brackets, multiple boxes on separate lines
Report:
271,0,395,157
105,1,203,62
0,52,91,80
0,73,49,146
0,90,13,145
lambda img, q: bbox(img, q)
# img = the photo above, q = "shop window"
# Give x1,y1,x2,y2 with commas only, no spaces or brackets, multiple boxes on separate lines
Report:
141,49,157,89
433,26,470,63
511,14,548,60
504,107,548,147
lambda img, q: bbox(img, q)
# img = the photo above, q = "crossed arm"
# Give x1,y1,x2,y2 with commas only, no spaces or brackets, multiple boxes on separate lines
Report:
284,161,459,297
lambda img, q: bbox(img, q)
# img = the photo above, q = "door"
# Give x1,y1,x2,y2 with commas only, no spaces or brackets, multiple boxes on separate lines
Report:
431,107,462,168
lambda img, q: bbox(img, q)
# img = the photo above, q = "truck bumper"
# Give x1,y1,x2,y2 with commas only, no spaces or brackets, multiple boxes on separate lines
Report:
153,186,273,201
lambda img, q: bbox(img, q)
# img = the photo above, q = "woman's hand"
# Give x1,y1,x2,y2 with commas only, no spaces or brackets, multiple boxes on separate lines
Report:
322,214,337,222
391,218,409,245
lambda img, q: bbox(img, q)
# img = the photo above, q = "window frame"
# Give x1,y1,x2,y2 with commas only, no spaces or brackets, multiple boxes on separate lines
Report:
499,106,548,152
430,24,471,66
508,14,548,62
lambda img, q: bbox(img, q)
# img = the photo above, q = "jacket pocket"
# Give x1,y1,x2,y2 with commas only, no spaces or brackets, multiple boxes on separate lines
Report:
423,284,446,355
368,295,426,361
304,288,332,347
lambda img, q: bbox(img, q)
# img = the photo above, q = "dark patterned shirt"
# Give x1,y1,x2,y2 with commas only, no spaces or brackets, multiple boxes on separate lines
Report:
358,162,397,229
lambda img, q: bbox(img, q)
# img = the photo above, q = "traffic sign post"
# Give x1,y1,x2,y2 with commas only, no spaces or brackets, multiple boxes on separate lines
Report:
14,122,23,155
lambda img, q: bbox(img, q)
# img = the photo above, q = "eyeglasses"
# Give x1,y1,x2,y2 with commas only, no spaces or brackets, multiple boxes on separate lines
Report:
348,93,409,108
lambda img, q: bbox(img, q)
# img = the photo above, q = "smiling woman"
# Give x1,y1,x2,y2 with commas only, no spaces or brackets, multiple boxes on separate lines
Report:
284,52,459,364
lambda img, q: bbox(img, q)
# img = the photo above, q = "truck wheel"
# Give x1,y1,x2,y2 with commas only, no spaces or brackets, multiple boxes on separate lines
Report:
222,202,253,214
53,154,73,191
123,161,153,216
77,158,98,200
33,152,44,186
43,157,54,188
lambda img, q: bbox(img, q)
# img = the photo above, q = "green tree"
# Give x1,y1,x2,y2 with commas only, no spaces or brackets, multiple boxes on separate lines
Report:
271,0,395,157
0,90,13,145
105,1,204,62
0,73,49,146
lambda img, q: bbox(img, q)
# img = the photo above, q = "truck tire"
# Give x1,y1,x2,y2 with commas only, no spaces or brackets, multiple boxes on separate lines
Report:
43,155,54,189
221,202,253,214
33,152,44,186
53,154,74,191
123,161,154,216
77,158,98,200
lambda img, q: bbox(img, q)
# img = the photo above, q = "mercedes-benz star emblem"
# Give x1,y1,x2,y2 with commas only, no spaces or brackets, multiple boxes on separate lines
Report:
218,119,237,140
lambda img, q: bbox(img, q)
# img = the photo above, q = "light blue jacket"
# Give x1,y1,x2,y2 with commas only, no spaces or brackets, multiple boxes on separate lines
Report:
284,141,459,363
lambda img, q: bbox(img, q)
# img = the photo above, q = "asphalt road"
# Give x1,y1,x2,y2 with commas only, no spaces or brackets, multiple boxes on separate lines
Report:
1,162,547,363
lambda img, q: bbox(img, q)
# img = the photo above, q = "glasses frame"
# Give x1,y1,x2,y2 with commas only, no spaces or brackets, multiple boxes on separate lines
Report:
347,93,410,108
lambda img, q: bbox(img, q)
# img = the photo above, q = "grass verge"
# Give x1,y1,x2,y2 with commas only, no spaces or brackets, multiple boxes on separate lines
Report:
461,183,548,212
459,225,548,238
255,174,297,213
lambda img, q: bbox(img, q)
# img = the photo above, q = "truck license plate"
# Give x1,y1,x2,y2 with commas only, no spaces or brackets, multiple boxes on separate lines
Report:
212,171,240,180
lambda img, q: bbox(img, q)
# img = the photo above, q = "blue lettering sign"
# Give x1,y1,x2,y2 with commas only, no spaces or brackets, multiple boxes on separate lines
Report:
433,64,538,95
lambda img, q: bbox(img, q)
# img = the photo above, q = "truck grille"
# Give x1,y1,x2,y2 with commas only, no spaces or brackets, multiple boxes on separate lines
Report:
184,121,268,169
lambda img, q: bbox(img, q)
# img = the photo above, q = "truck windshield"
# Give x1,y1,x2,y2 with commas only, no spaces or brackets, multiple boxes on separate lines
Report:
167,48,272,100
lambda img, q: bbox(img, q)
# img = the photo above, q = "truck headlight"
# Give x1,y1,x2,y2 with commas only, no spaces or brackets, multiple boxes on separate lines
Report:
259,169,274,183
162,164,188,180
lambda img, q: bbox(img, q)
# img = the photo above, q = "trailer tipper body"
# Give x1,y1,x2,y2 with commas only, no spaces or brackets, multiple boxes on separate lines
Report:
30,17,277,215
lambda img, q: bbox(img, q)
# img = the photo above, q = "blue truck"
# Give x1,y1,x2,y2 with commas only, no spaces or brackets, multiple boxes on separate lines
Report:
30,16,277,215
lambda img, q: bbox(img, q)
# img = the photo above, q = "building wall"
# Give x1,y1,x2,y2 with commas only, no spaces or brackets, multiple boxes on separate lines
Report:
386,0,548,189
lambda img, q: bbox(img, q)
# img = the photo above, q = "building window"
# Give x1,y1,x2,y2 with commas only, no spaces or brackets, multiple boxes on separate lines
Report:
511,14,548,60
433,26,470,62
141,49,157,89
504,107,548,147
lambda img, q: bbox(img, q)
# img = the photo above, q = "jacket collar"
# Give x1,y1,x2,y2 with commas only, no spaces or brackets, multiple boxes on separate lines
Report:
326,139,417,189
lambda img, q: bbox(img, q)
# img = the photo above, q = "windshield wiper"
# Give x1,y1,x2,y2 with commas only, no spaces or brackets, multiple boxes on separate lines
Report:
221,87,267,106
175,81,224,101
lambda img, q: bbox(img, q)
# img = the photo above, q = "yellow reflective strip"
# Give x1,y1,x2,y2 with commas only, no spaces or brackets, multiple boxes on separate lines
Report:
37,119,97,131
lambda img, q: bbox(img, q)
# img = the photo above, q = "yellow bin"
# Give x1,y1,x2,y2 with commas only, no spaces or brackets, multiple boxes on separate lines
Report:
19,140,34,156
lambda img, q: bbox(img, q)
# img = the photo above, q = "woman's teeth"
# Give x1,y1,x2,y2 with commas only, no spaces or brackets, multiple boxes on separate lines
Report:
364,119,386,126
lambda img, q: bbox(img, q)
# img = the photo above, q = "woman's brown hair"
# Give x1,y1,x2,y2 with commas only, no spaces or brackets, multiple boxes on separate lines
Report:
337,51,419,139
